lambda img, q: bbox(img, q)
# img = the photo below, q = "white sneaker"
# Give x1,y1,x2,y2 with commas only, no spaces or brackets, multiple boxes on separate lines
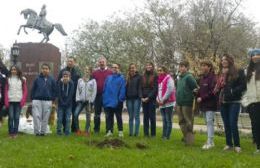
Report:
118,131,124,138
234,147,241,153
223,145,233,151
105,130,113,137
254,149,260,155
202,143,215,150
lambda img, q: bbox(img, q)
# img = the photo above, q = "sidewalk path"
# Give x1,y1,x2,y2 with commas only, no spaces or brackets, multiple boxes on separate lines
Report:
79,112,251,134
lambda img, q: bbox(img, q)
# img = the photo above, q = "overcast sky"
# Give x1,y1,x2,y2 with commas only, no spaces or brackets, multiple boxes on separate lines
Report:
0,0,260,50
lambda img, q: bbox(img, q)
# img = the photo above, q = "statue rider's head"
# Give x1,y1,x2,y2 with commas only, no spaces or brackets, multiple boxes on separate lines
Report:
42,4,46,9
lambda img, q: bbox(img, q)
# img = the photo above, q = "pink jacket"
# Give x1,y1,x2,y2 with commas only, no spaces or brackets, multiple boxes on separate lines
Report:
157,74,175,106
4,78,28,108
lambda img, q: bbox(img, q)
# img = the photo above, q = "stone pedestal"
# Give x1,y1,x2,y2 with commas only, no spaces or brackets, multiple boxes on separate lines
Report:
16,43,61,102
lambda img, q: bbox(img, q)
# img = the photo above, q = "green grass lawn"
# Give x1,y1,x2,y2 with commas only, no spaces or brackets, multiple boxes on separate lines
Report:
0,121,259,168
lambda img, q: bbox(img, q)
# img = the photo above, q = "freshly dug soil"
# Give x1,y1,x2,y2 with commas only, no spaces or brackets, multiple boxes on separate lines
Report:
136,142,148,149
96,138,129,149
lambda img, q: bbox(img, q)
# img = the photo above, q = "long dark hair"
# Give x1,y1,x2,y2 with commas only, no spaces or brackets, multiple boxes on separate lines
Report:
246,60,260,82
219,54,238,82
8,65,23,81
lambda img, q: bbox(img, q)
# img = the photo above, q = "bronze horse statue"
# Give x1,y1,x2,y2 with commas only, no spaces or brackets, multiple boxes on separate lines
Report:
17,9,67,43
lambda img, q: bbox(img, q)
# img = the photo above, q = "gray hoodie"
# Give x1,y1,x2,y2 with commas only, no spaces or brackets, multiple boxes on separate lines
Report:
76,78,97,103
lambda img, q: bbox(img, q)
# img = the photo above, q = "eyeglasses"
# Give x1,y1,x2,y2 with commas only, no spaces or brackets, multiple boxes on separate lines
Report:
157,69,162,72
112,66,119,69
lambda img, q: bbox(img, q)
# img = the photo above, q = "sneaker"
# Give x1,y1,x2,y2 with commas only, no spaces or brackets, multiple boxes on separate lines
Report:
254,149,260,155
105,130,113,137
223,145,233,151
118,131,124,138
85,131,90,137
13,134,18,139
234,147,241,153
202,143,215,150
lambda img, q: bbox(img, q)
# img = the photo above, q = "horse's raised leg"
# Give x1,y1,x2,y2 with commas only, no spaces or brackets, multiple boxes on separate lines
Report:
23,27,28,34
40,37,46,43
41,33,48,43
17,25,24,35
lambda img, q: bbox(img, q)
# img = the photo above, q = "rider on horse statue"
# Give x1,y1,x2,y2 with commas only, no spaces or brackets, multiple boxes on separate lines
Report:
33,4,47,32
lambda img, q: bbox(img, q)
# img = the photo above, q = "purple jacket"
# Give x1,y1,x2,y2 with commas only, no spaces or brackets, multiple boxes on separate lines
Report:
198,72,217,112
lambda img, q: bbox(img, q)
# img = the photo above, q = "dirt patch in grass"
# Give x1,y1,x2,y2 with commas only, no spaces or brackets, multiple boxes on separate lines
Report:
94,138,129,149
136,142,148,149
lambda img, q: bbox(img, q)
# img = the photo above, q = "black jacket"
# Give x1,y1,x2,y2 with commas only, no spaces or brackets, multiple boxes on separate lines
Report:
223,69,246,102
57,80,74,107
141,71,158,101
126,73,142,99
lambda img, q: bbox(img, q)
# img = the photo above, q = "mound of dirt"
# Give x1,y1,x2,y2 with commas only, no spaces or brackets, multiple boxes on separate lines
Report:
96,138,129,149
136,142,148,149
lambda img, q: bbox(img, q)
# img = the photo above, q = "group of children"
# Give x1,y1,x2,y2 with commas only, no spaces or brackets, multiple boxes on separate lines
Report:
1,50,260,155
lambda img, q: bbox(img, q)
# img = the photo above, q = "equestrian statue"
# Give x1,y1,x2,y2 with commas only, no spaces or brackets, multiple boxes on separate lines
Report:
17,5,67,43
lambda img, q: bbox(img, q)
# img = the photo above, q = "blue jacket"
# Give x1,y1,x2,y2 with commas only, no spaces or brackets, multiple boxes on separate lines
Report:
103,73,126,108
31,74,57,101
57,80,74,107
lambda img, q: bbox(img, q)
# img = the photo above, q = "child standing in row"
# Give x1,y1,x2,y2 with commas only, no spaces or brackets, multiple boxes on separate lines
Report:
197,61,217,149
74,66,97,136
215,55,246,153
31,63,56,136
103,63,126,137
57,71,74,135
242,49,260,154
126,63,142,137
176,61,198,145
142,62,158,137
4,65,27,138
157,66,175,140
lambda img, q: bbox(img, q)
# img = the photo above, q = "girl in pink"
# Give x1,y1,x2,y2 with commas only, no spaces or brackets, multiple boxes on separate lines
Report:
5,65,27,138
157,66,176,140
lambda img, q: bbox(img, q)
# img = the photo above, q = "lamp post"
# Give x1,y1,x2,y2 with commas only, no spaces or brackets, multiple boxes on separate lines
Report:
11,42,20,65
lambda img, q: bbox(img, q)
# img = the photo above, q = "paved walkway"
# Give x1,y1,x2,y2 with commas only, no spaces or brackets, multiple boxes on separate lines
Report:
79,112,251,134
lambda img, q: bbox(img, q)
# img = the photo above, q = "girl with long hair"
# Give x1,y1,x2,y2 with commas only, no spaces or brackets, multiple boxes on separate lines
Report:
156,66,175,140
126,63,142,136
141,62,158,137
214,54,246,153
242,49,260,154
4,65,27,138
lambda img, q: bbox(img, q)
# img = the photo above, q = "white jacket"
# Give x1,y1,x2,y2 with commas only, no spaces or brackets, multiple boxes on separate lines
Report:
241,72,260,107
76,78,97,103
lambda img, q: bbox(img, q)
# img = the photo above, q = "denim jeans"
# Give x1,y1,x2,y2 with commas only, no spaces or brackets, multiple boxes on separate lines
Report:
160,106,173,139
142,101,156,137
203,111,215,144
94,94,108,133
8,102,21,134
105,102,123,132
63,98,77,133
126,99,141,136
74,101,91,132
220,103,240,147
57,106,72,135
